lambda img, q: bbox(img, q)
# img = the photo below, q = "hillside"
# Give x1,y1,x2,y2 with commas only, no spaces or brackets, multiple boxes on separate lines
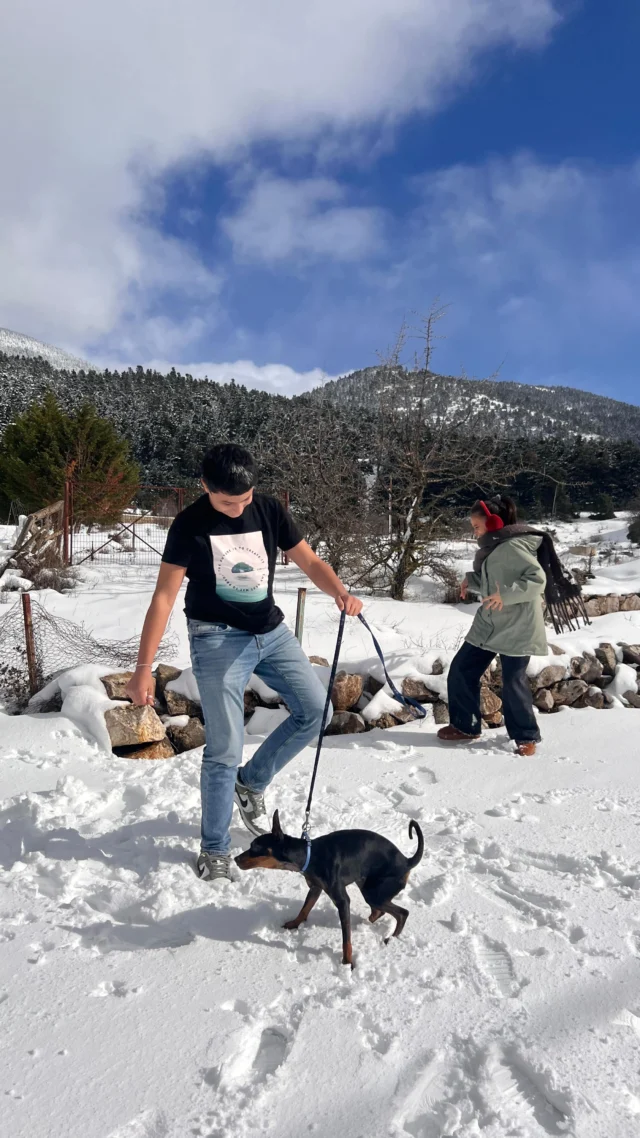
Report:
0,328,92,372
319,366,640,446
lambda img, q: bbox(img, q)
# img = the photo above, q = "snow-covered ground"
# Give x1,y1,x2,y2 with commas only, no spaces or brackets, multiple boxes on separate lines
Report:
2,523,640,1138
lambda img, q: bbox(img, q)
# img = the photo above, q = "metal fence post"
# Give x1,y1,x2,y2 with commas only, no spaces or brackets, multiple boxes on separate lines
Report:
294,587,306,643
283,490,290,565
63,480,71,566
21,593,39,696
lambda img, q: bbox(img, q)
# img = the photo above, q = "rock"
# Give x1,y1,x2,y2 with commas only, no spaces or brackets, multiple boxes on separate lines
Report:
368,701,415,727
154,664,182,699
620,595,640,612
364,673,386,698
164,688,203,719
331,671,364,712
595,643,618,676
244,689,259,717
433,700,449,725
621,644,640,666
308,655,329,666
580,653,604,684
113,737,176,760
105,704,167,747
431,659,444,676
570,656,589,679
324,711,366,735
551,679,588,707
529,665,566,691
482,714,504,729
584,686,605,710
591,674,613,689
167,716,206,751
101,671,134,700
623,690,640,708
588,595,620,617
370,712,400,729
548,644,565,656
402,677,439,703
480,686,502,719
533,688,555,712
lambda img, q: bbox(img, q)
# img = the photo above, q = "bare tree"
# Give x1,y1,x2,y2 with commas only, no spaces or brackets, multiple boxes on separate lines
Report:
357,304,510,600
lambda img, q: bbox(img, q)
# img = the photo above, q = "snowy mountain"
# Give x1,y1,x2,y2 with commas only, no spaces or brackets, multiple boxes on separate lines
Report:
0,327,91,372
319,366,640,445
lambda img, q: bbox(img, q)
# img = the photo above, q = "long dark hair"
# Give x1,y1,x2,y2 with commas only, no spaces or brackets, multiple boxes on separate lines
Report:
471,494,517,527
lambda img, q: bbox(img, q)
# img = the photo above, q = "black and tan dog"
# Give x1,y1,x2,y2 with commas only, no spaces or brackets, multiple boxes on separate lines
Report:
235,811,424,968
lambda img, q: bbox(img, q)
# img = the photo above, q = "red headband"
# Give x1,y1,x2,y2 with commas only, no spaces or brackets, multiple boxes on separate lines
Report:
479,500,504,531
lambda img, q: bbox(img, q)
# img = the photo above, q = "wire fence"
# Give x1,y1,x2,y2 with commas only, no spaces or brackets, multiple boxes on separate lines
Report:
67,482,200,567
0,595,178,708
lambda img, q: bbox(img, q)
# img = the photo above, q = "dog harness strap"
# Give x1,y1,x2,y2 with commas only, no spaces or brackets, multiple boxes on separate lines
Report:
301,840,312,874
357,614,427,720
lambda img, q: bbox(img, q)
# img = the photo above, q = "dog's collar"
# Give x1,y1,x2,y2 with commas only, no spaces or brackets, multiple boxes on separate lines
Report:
301,840,312,874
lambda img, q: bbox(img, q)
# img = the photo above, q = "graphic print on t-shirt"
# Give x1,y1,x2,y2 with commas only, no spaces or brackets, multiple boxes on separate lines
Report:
209,531,269,603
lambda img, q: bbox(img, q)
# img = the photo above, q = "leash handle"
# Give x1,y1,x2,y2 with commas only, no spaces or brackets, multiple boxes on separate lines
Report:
302,607,347,838
357,613,427,720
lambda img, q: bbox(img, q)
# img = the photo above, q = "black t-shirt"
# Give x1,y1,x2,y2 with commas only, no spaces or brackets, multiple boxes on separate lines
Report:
162,493,303,633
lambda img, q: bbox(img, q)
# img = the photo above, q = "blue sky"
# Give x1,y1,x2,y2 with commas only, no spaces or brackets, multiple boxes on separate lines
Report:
2,0,639,402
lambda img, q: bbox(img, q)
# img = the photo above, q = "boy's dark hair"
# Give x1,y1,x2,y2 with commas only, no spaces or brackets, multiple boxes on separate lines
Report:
471,494,517,527
201,444,257,495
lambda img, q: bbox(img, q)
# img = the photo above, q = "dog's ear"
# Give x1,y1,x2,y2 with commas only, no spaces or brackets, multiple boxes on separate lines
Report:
272,810,283,839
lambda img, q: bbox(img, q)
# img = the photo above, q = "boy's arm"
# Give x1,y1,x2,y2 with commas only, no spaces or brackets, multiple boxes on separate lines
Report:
286,541,363,616
125,563,187,705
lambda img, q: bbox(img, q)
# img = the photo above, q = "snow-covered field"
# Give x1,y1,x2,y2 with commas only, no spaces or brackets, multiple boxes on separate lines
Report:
2,521,640,1138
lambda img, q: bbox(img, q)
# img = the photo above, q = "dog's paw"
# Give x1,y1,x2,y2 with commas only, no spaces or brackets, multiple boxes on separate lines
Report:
282,919,301,930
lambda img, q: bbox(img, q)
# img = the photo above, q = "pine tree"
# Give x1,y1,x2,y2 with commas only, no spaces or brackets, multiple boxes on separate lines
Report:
0,392,139,523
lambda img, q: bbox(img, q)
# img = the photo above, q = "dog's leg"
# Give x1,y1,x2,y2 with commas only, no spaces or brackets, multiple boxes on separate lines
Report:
328,886,353,968
282,886,322,930
378,900,409,941
368,908,383,923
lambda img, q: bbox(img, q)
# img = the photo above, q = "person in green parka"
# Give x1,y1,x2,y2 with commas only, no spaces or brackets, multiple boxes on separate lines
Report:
438,495,547,757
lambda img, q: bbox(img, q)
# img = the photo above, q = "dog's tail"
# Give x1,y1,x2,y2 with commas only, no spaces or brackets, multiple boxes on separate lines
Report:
406,820,424,869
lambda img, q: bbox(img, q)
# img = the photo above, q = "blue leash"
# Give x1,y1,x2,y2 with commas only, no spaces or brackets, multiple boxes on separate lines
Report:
301,608,426,853
357,613,428,722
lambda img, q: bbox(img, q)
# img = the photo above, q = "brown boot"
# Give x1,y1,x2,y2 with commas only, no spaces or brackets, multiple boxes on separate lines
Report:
516,742,537,757
437,725,481,744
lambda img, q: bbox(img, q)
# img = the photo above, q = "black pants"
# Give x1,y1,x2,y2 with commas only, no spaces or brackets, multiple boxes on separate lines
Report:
447,641,541,744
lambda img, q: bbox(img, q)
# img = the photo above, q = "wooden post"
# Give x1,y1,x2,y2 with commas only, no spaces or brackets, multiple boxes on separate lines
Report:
283,490,290,564
21,593,39,696
294,587,307,643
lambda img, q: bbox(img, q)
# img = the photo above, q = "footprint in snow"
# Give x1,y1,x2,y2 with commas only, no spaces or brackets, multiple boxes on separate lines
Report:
473,934,521,998
487,1046,571,1134
105,1110,168,1138
393,1051,458,1138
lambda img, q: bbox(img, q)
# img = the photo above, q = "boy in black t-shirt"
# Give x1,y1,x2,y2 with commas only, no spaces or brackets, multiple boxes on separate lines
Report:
126,444,363,882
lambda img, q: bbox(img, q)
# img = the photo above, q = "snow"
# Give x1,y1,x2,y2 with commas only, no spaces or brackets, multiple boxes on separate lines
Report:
0,326,92,371
246,706,291,735
2,531,640,1137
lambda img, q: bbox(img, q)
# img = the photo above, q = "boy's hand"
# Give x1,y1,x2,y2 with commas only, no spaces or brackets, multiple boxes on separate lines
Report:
125,668,156,706
336,592,363,616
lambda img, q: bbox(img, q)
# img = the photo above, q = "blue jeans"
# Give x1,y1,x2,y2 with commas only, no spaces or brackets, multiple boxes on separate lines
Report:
188,619,329,855
447,641,541,744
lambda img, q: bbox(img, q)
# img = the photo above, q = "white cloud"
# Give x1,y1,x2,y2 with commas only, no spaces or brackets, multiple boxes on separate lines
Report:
0,0,559,354
130,359,342,397
223,177,383,263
